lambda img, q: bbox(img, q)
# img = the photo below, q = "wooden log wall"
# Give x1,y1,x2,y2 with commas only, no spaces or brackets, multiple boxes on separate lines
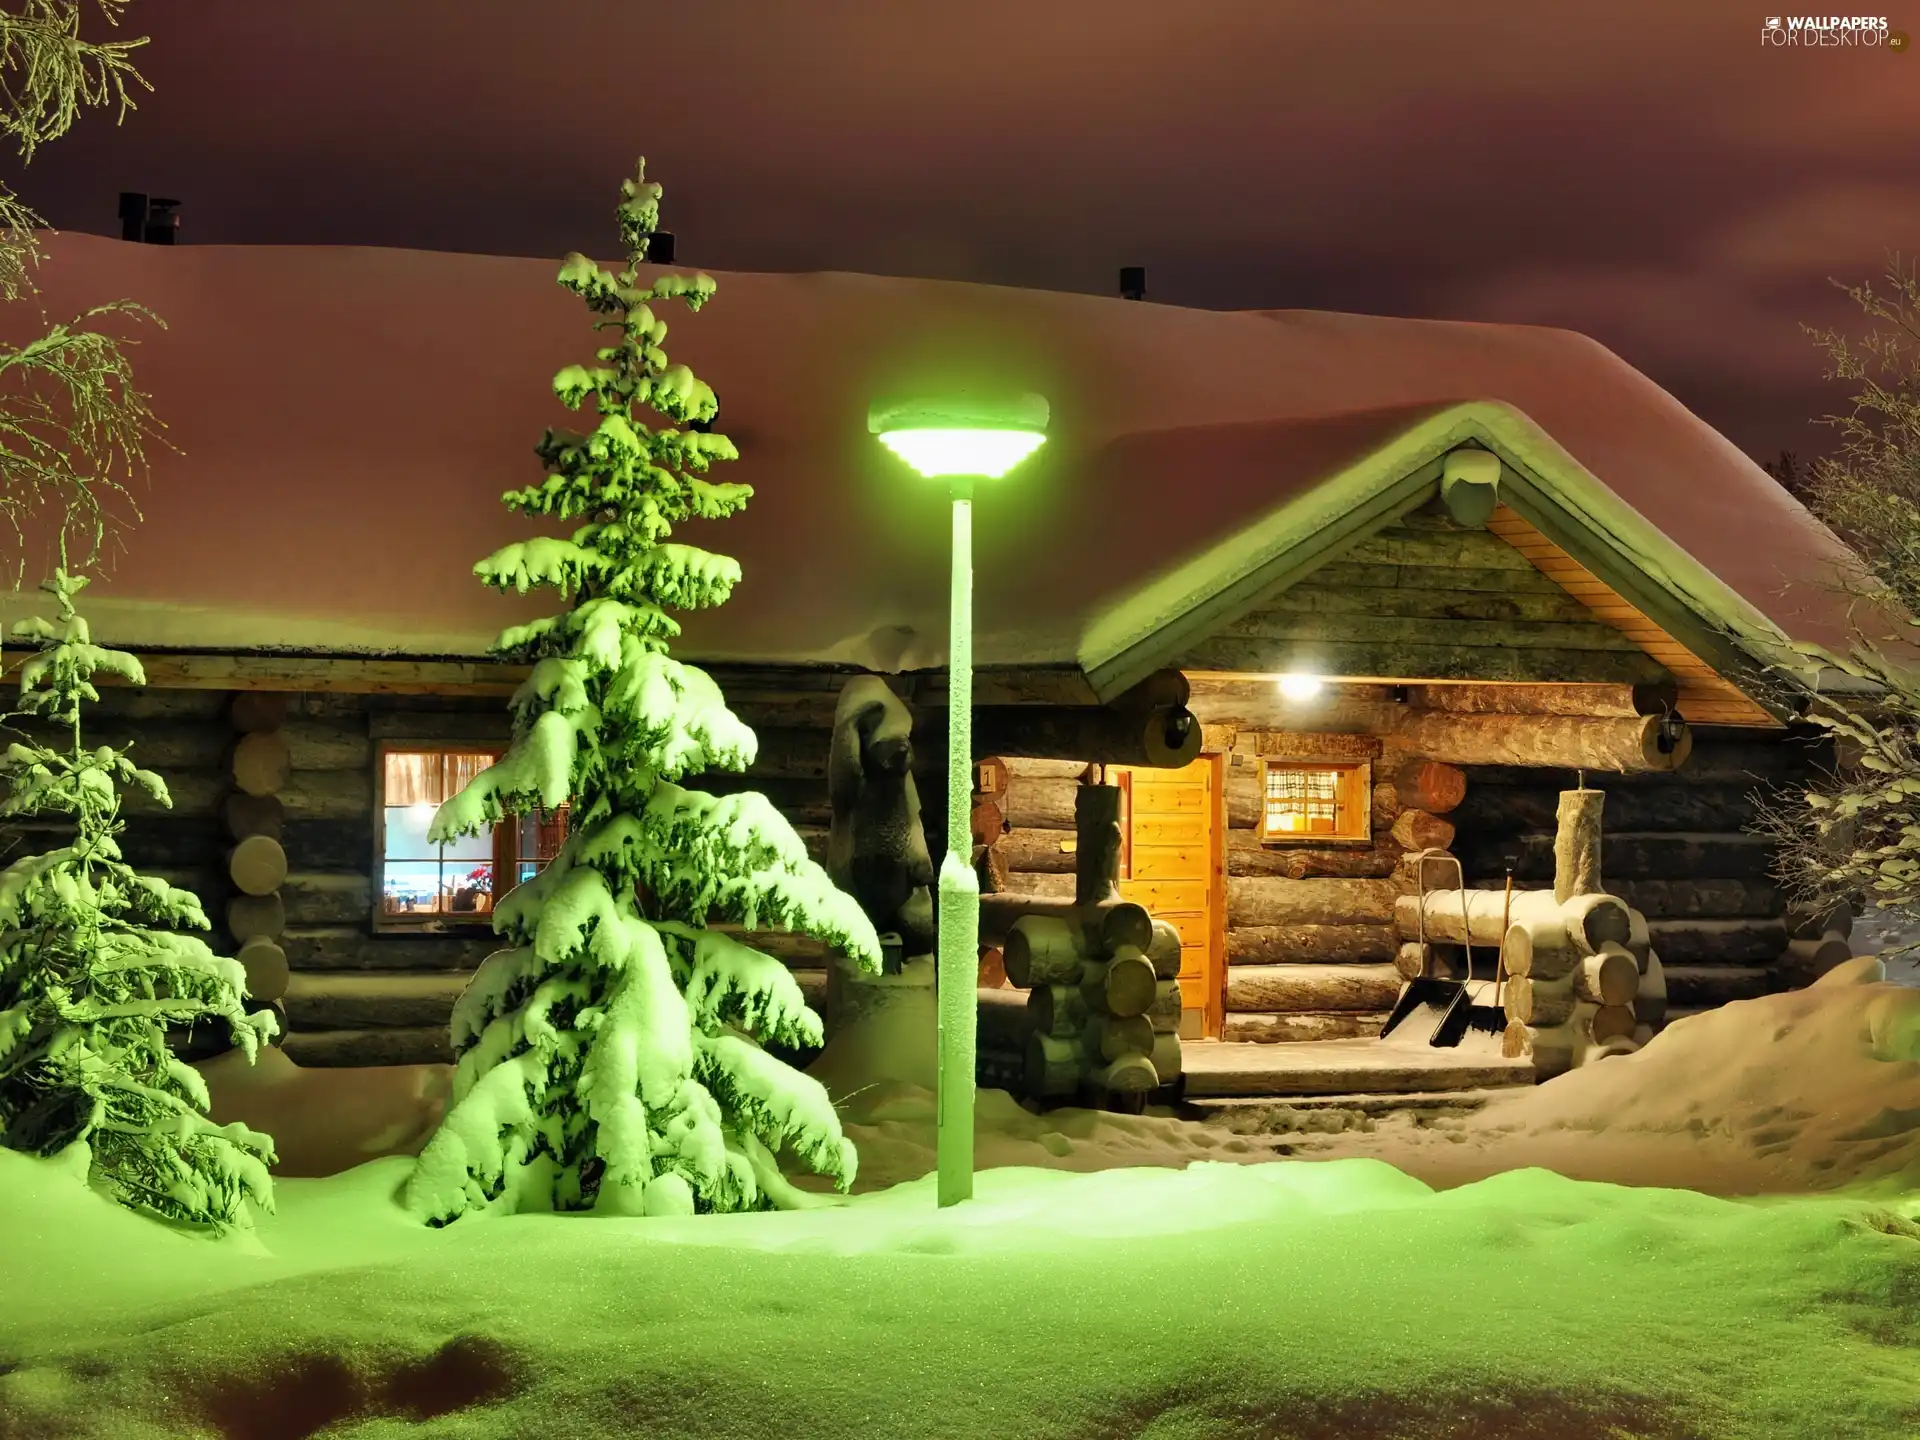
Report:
1445,726,1834,1017
0,685,237,1061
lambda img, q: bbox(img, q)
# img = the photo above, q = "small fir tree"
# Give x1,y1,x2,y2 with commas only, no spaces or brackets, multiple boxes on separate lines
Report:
0,568,276,1228
404,160,881,1224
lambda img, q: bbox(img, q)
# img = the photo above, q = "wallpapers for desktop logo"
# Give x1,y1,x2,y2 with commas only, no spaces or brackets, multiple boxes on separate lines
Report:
1760,14,1909,47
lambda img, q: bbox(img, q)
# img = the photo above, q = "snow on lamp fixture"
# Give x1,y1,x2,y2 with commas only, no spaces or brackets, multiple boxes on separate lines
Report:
869,391,1049,1211
868,393,1050,479
1279,674,1324,701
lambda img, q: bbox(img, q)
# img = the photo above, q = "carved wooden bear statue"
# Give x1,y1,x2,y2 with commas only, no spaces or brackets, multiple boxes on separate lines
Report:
826,676,936,961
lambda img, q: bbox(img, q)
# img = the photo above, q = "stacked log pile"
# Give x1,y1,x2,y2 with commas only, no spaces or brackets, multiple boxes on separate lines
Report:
224,692,293,1043
989,784,1183,1110
1392,786,1665,1078
1447,727,1834,1016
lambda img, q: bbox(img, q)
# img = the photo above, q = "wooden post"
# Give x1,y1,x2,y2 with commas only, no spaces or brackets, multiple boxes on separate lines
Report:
1553,788,1605,903
1074,782,1124,907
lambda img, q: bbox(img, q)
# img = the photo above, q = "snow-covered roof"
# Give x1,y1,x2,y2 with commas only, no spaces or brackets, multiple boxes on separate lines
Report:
0,234,1876,692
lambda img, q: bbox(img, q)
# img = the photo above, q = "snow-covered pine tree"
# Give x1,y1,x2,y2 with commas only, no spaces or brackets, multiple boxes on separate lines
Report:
404,159,881,1225
0,567,277,1229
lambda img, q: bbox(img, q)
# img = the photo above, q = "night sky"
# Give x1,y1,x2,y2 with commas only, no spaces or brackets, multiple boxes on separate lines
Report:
13,0,1919,465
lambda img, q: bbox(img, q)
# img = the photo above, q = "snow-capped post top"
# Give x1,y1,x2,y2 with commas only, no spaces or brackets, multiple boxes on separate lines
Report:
869,392,1050,481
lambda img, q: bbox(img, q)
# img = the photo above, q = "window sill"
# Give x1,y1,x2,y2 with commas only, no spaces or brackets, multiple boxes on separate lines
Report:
1258,835,1374,848
373,919,498,937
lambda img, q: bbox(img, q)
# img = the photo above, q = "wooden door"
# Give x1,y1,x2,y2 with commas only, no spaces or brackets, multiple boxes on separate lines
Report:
1110,755,1224,1039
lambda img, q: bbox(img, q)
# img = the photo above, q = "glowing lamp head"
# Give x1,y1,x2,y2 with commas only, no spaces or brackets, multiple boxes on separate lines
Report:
869,392,1050,479
1278,673,1324,701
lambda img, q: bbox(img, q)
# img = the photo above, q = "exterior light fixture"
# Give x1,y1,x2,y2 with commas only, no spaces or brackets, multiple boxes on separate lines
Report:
869,391,1050,1209
1278,673,1324,701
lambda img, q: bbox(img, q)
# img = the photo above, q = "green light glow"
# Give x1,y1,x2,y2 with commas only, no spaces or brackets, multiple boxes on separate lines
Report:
877,426,1046,479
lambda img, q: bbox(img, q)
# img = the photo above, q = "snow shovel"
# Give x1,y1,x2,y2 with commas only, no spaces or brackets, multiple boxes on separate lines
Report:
1379,850,1476,1048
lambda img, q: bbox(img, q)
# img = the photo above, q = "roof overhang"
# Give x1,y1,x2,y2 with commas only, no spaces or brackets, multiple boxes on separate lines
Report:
1075,401,1832,718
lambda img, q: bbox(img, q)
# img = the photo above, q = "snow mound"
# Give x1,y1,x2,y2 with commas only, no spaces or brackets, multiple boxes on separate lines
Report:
199,1046,451,1178
1326,957,1920,1195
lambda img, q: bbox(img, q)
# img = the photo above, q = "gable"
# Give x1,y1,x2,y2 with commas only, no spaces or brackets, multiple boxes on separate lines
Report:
1172,503,1668,688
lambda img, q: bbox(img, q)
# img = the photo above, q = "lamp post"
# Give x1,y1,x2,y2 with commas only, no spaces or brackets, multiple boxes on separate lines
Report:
869,393,1049,1207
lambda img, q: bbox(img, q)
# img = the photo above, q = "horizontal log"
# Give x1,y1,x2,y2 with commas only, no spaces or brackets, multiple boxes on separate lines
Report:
1225,831,1403,880
1095,951,1159,1018
2,717,232,771
1226,963,1401,1013
1395,941,1431,981
1458,738,1823,789
7,814,226,872
280,1026,452,1067
1393,888,1615,949
1000,827,1079,874
1392,712,1689,772
1092,1052,1160,1096
367,709,514,743
741,726,830,782
231,691,288,733
1457,832,1777,883
1450,783,1762,834
278,768,377,821
282,872,375,926
1003,870,1077,901
1187,690,1407,735
280,927,510,972
1258,583,1595,625
1003,777,1080,831
1646,918,1790,965
1149,1030,1181,1084
283,969,468,1030
1778,934,1853,986
1661,965,1779,1008
1179,635,1669,687
1091,1013,1155,1062
1228,924,1398,965
1227,877,1399,929
1145,920,1182,979
1406,682,1678,719
1003,916,1085,988
1587,1003,1638,1044
1221,1011,1388,1043
284,719,374,772
1604,878,1783,920
1223,611,1647,656
967,706,1202,770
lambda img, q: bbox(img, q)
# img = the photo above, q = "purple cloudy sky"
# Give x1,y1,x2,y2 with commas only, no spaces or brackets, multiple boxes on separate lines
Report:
14,0,1919,464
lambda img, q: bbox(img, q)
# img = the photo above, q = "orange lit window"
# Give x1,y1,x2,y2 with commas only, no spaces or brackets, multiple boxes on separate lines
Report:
1259,760,1371,843
375,745,568,928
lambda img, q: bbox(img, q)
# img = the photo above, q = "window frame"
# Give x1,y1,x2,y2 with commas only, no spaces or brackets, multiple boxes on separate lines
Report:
1257,757,1373,845
372,740,565,933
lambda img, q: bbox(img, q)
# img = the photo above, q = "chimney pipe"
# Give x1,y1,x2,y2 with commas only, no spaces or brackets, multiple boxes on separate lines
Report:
143,198,180,245
117,191,147,242
1119,265,1146,301
117,193,180,244
648,230,675,264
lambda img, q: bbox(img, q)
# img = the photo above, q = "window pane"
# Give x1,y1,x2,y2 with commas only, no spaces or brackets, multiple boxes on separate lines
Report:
447,862,494,915
445,752,495,795
442,824,493,863
384,751,442,807
383,861,443,914
383,803,439,861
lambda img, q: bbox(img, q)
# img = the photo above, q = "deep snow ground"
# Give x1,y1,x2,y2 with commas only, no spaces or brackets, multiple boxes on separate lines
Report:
1,960,1917,1438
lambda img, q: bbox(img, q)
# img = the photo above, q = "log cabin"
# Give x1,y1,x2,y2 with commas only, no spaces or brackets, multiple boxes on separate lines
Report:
0,234,1895,1100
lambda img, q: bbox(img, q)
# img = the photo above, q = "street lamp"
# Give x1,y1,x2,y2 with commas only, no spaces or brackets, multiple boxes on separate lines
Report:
869,391,1049,1207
